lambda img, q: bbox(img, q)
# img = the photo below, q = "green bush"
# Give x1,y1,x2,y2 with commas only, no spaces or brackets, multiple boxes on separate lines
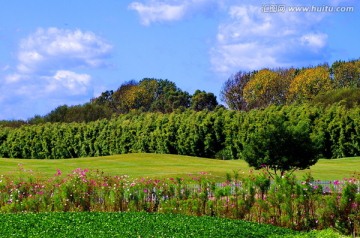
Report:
0,105,359,160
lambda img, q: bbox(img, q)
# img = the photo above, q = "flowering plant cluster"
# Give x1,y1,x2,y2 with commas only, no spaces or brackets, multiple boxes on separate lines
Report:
0,168,358,235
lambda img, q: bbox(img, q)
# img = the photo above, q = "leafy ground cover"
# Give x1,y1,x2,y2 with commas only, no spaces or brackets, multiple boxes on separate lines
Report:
0,153,359,180
0,212,345,238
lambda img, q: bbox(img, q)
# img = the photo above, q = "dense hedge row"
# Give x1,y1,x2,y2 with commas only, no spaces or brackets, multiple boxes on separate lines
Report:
0,104,359,159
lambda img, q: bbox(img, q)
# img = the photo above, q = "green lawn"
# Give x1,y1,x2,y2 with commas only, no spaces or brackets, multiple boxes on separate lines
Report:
0,153,359,181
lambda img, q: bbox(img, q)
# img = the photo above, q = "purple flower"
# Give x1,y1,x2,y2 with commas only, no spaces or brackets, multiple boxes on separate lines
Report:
55,169,62,176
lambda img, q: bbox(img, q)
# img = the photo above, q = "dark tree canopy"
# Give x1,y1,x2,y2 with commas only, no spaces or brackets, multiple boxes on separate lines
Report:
242,110,319,178
93,78,191,114
190,90,218,111
220,71,253,111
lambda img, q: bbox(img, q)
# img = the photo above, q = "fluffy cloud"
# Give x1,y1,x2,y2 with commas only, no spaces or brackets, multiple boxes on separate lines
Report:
129,1,187,25
16,27,112,74
0,28,112,119
300,33,328,50
210,3,330,74
129,1,331,75
46,70,91,95
129,0,222,25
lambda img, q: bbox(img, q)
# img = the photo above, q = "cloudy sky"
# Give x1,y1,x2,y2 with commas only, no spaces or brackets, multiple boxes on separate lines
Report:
1,0,359,120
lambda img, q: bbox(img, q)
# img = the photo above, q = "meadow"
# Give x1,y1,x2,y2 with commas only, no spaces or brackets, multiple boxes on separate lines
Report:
0,153,359,180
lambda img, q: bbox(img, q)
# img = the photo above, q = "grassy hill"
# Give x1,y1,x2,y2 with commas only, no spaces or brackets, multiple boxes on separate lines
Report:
0,153,359,181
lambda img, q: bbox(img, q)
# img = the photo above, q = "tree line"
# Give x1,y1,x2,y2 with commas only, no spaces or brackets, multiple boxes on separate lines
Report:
1,78,219,127
31,78,218,124
0,104,359,162
1,59,359,127
221,59,360,111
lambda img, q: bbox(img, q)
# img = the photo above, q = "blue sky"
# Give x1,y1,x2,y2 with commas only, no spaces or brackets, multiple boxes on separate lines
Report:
0,0,359,120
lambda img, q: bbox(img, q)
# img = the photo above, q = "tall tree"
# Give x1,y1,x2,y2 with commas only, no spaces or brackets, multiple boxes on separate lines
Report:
287,65,333,102
190,90,218,111
220,71,253,111
139,78,190,113
45,105,69,122
242,109,319,178
331,60,360,88
243,68,294,109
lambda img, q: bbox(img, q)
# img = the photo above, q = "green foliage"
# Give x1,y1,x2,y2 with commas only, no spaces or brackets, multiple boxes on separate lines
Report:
191,90,218,111
0,212,302,238
241,106,319,176
0,104,359,160
93,78,192,114
30,103,113,124
312,88,360,109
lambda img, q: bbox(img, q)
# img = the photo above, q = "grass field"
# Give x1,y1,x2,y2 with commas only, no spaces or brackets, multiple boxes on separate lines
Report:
0,153,359,181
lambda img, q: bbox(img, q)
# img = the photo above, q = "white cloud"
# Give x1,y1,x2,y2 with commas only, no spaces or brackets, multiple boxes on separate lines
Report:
129,1,186,25
129,0,222,25
17,27,112,73
211,3,330,74
300,33,327,49
46,70,91,95
0,28,113,119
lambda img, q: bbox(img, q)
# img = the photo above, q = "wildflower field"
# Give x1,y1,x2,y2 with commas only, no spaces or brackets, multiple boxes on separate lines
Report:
0,156,359,237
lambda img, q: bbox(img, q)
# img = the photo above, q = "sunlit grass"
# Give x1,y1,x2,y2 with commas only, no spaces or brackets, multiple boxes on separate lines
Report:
0,153,359,181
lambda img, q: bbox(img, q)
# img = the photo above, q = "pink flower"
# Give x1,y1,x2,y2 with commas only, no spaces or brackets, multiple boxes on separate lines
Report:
333,180,340,186
55,169,62,176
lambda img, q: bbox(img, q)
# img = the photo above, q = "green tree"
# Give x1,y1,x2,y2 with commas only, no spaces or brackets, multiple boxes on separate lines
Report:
142,78,190,113
45,105,69,122
312,88,360,109
242,108,319,178
190,90,218,111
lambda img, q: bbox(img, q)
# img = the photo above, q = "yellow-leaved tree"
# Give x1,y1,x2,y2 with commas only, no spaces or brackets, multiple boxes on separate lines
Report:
332,60,360,88
243,68,294,109
287,66,333,102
